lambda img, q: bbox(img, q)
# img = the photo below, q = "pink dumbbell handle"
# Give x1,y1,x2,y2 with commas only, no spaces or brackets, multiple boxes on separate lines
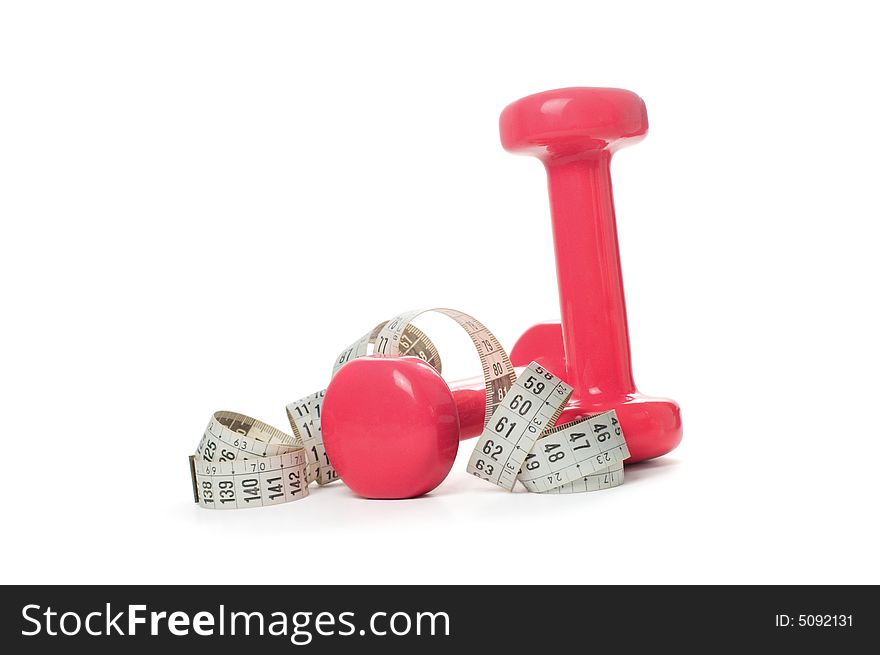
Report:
547,153,634,399
448,156,637,432
450,155,637,431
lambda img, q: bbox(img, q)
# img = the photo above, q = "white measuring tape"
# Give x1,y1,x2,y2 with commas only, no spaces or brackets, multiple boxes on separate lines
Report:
190,412,309,509
467,361,572,489
190,308,628,509
516,410,629,493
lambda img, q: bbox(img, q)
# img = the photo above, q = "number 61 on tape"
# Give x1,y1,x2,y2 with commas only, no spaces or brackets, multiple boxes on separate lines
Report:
468,361,630,493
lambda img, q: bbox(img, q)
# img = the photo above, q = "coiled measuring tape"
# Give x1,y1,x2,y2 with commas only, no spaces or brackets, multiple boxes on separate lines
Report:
190,308,628,509
190,412,309,509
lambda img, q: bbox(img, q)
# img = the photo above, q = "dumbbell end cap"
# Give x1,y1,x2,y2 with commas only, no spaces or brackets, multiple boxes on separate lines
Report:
323,356,460,499
500,87,648,160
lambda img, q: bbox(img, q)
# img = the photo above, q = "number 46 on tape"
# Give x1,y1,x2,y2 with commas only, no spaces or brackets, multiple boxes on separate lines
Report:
467,361,630,494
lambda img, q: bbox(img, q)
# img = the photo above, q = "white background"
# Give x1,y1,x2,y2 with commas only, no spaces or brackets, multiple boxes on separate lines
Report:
2,1,878,585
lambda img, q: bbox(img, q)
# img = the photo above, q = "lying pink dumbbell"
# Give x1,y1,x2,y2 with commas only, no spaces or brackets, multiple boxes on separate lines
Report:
323,88,682,499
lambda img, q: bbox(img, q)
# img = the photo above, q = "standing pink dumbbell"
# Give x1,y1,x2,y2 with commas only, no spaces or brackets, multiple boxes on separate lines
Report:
501,87,682,463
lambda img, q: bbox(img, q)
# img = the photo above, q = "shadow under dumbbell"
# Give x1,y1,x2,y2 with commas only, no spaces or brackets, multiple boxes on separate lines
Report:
623,457,681,484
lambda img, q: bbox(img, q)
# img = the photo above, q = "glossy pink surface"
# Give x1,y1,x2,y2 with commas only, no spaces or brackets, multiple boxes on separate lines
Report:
500,88,682,462
322,356,460,499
